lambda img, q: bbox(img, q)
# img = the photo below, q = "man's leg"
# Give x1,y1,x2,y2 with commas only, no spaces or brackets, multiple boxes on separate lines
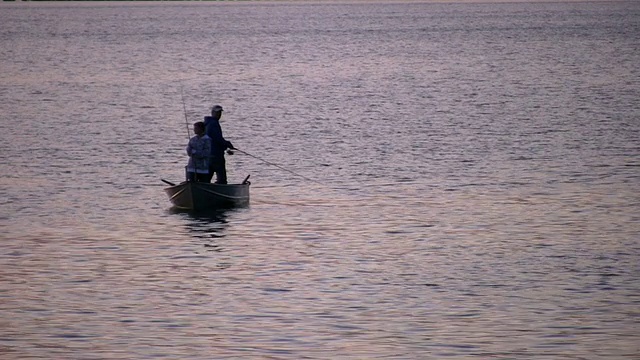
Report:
215,158,227,184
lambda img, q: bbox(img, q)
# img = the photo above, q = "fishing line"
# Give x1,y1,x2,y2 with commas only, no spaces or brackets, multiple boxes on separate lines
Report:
234,148,324,186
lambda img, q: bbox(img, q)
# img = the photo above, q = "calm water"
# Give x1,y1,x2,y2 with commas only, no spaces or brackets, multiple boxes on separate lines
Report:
1,1,639,359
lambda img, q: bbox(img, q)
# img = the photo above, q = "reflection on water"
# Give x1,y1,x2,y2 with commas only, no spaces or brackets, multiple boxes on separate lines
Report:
171,207,234,250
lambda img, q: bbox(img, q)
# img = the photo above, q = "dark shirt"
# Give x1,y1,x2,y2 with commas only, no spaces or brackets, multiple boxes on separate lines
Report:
203,116,233,157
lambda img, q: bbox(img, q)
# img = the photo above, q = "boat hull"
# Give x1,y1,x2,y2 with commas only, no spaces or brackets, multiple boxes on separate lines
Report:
164,181,250,210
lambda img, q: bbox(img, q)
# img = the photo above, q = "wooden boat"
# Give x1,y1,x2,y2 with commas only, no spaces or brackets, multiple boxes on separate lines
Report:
162,175,250,211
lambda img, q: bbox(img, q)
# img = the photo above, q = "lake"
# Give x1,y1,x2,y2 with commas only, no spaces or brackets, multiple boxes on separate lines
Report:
1,1,639,358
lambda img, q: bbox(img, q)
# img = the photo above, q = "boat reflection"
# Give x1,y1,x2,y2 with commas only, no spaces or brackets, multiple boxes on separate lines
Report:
170,207,234,252
168,208,241,271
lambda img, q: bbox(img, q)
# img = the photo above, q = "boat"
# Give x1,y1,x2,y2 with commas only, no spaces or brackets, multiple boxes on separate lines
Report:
162,175,250,211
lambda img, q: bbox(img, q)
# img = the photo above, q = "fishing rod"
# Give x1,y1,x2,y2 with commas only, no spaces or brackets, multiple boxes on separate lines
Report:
234,148,324,186
180,86,201,180
180,85,191,140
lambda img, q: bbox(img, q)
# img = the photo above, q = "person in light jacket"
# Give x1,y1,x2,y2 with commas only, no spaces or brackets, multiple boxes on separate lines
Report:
186,121,211,182
203,105,235,184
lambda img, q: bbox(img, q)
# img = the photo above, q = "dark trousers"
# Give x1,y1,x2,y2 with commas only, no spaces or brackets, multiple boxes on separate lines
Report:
186,172,209,183
203,156,227,184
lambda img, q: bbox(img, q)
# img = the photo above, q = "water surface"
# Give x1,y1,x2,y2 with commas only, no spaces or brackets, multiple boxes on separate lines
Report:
1,1,639,359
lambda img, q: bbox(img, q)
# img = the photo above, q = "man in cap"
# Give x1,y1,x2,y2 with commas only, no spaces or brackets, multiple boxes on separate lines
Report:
203,105,235,184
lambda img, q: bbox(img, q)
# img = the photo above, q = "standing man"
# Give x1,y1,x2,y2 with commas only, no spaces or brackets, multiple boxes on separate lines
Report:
203,105,235,184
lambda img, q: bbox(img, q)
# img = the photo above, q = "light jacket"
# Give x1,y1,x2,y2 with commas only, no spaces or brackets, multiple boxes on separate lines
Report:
186,134,211,174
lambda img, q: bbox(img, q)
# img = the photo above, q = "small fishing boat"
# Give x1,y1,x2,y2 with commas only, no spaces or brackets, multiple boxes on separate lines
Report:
162,175,250,211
